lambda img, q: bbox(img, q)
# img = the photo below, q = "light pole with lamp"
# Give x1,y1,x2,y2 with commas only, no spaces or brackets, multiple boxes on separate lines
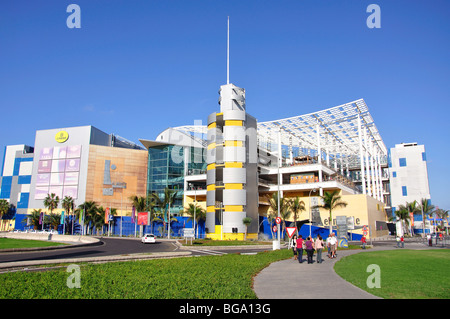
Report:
309,188,317,238
194,188,196,239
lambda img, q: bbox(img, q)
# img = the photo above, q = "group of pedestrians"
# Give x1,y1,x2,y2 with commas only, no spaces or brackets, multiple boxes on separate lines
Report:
290,233,338,264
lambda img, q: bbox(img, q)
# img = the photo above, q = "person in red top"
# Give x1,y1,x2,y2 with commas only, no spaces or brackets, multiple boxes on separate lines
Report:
361,235,367,249
296,235,304,263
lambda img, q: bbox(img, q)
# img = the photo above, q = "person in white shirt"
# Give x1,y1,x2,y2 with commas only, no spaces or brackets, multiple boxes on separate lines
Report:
329,233,337,258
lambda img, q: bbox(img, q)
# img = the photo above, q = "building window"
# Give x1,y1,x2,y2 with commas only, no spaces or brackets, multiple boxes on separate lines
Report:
399,158,407,167
392,171,396,178
422,152,426,161
402,186,407,196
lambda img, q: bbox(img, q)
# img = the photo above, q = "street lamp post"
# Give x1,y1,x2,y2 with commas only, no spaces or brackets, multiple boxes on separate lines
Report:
309,188,317,237
276,127,282,249
194,189,197,240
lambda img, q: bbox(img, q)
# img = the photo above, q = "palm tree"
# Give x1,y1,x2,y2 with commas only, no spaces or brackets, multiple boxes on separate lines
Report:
419,198,435,237
129,195,148,235
129,195,147,212
150,188,178,238
184,203,206,239
49,212,61,230
313,190,348,234
0,199,10,219
61,196,74,234
406,200,420,235
290,197,305,236
43,193,59,215
266,209,277,240
266,193,290,240
43,193,59,230
242,217,252,241
435,208,449,232
25,209,44,230
76,201,98,235
391,204,411,236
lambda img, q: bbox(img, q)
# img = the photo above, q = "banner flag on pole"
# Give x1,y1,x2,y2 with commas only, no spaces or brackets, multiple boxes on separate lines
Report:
39,211,44,225
131,206,135,224
105,207,110,224
79,208,84,225
60,211,65,225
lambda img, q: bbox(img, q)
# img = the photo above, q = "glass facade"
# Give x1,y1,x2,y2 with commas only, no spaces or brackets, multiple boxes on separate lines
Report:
147,145,185,213
147,145,206,215
187,147,206,175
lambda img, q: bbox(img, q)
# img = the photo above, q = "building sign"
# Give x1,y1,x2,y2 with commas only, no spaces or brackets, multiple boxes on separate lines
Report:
336,215,348,240
103,159,127,196
310,197,323,225
183,228,195,238
55,131,69,143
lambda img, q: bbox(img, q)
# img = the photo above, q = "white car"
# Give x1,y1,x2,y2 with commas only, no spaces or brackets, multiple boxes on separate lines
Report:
141,234,156,244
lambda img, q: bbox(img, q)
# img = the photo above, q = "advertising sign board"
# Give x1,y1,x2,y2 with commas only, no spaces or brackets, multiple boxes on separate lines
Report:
137,212,148,226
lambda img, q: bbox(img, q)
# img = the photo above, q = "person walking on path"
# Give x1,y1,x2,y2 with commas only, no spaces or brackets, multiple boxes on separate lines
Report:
400,235,404,248
296,235,304,263
396,235,401,248
315,235,324,263
305,236,315,264
329,233,337,258
290,235,298,261
361,235,367,249
326,234,332,258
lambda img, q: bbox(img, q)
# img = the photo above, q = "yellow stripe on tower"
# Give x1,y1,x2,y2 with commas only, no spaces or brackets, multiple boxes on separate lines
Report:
224,120,243,126
224,140,243,147
225,205,243,212
225,183,243,189
225,162,243,168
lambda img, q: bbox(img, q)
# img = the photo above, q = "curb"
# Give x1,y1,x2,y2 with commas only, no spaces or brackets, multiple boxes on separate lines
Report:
0,251,193,270
177,244,274,251
0,240,103,253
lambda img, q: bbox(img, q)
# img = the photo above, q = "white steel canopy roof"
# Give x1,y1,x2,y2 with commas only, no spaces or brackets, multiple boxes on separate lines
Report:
172,98,387,160
258,98,387,157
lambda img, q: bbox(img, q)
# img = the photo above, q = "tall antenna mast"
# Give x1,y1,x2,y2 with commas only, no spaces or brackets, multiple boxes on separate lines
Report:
227,16,230,84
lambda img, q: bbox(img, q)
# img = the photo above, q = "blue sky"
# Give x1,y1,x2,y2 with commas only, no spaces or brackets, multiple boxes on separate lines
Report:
1,0,449,209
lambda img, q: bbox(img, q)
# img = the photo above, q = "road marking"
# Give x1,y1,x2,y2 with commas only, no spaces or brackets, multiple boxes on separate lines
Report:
189,249,227,256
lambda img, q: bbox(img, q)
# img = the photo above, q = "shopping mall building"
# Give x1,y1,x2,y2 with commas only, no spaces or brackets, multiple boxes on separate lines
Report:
0,80,433,239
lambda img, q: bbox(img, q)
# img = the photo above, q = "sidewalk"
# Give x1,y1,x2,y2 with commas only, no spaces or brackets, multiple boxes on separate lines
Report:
253,242,438,299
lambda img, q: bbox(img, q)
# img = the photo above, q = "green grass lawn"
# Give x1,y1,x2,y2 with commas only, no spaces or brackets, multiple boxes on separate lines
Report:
0,249,291,299
334,249,450,299
0,238,67,249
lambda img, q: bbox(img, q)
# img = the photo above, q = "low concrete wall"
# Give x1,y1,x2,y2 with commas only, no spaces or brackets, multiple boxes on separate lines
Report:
1,232,100,244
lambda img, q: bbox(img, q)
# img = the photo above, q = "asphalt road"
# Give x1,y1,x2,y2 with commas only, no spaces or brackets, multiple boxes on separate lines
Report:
0,237,178,264
0,237,274,265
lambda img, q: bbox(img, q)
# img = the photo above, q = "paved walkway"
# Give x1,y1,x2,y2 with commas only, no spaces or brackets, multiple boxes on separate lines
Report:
253,242,444,299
